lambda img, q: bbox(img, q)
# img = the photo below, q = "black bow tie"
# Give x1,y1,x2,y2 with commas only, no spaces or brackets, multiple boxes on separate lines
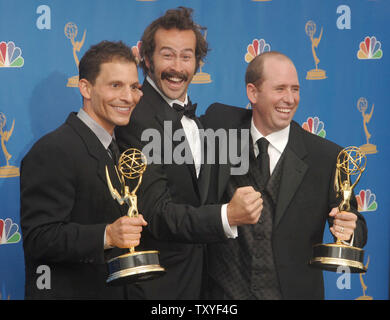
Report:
172,101,197,120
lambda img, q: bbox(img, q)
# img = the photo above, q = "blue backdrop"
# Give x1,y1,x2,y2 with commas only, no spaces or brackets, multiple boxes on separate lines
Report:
0,0,388,300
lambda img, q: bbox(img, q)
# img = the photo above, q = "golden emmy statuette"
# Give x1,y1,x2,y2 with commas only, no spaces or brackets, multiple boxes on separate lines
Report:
191,30,212,84
305,21,327,80
357,97,378,154
0,112,20,178
310,146,367,273
105,148,165,285
356,256,373,300
64,22,86,87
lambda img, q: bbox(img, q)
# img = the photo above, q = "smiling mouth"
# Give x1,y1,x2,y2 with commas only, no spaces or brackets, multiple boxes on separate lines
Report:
113,106,133,113
161,71,188,84
276,107,292,114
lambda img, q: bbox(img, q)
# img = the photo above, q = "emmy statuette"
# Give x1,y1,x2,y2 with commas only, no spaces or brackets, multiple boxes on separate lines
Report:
357,97,377,155
0,112,19,178
64,22,86,87
310,146,367,273
191,30,212,84
105,148,165,285
305,20,327,80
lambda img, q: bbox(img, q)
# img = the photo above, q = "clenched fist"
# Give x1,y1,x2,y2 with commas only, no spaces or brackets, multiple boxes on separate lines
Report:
227,186,263,226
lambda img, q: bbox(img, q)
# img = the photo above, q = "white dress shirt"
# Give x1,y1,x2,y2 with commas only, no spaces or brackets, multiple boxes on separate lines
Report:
146,77,236,238
250,118,290,175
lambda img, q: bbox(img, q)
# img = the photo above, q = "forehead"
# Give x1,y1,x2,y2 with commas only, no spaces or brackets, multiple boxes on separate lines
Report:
97,60,138,80
262,56,299,85
154,28,196,51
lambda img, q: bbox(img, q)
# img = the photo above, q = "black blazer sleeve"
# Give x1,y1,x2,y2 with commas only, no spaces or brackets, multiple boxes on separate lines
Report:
116,117,226,244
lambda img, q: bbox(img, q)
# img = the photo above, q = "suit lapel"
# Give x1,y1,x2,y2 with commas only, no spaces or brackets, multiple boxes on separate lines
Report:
196,119,212,204
144,80,200,197
66,113,124,217
274,122,308,228
218,117,252,200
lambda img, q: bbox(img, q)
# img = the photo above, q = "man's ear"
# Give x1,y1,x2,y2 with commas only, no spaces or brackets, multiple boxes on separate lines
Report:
246,83,258,105
79,78,92,100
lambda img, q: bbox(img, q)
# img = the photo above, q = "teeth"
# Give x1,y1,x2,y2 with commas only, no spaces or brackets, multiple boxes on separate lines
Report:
168,77,182,83
276,108,291,113
115,107,130,111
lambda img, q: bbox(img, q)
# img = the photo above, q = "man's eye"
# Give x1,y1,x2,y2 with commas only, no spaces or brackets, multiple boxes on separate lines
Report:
131,84,141,91
163,53,173,59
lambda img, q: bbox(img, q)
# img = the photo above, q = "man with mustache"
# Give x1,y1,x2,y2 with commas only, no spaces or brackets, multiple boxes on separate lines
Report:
20,41,147,299
116,7,262,300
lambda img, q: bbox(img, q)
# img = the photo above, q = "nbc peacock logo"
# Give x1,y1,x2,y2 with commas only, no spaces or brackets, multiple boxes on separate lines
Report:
245,38,271,63
0,41,24,68
356,189,377,212
302,116,326,138
357,36,382,60
0,218,21,245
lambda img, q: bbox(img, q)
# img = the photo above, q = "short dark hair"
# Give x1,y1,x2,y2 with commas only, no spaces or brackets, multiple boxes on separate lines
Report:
139,6,209,76
245,51,293,87
79,40,137,84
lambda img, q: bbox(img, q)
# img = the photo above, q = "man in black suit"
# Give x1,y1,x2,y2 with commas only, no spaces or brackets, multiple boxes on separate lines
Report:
20,41,147,299
115,7,262,300
202,51,368,299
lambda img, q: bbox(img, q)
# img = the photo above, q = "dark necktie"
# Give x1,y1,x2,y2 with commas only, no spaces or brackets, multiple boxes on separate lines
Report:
172,101,197,120
256,137,270,187
108,139,120,164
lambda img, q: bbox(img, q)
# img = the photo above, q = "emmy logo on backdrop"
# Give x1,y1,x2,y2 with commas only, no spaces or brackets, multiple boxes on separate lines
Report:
357,97,378,154
105,148,165,285
305,20,327,80
310,146,367,273
192,30,212,84
64,22,86,87
356,256,373,300
0,113,19,178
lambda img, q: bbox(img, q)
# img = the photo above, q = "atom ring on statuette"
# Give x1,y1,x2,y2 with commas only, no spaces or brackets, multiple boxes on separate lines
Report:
118,148,147,180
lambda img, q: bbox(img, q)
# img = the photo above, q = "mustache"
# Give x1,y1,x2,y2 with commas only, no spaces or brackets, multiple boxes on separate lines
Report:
161,70,188,82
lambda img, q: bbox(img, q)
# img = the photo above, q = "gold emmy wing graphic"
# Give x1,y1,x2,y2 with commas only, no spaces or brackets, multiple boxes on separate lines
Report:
64,22,86,87
356,256,373,300
310,146,367,273
0,112,19,178
191,30,212,84
305,20,327,80
105,148,165,285
357,97,378,154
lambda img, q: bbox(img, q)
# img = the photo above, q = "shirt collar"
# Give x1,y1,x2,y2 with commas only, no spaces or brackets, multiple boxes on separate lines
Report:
77,108,114,150
146,76,188,108
250,118,290,154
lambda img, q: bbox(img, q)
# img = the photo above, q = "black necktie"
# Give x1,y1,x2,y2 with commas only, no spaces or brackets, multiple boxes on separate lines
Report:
108,139,120,164
256,137,270,187
172,101,197,120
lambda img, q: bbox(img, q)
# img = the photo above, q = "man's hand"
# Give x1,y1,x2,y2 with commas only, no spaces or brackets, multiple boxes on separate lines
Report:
106,215,148,249
329,207,357,242
227,186,263,226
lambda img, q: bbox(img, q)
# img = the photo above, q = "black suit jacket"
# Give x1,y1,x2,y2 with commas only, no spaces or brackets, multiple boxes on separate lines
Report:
20,113,130,299
115,81,227,299
202,103,368,300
